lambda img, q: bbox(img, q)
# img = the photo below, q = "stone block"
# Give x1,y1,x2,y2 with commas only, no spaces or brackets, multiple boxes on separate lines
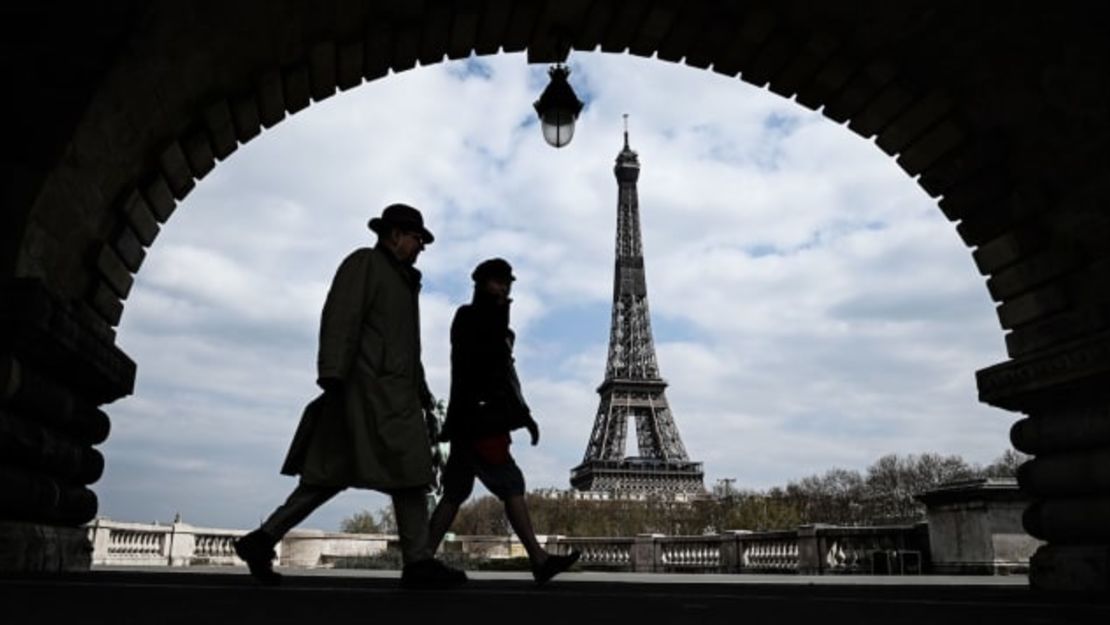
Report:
766,32,840,99
181,127,216,180
728,8,777,76
847,82,913,138
363,22,394,80
653,3,697,63
230,94,262,143
202,100,238,160
256,69,286,128
896,120,964,176
631,533,662,573
795,54,856,112
418,0,451,66
158,142,195,200
336,41,364,90
1011,408,1110,456
474,0,512,56
121,189,159,247
0,521,91,572
140,175,176,224
0,279,136,403
168,522,196,567
956,205,1016,248
308,41,337,101
89,280,123,327
1018,447,1110,497
391,22,420,72
1024,497,1110,543
96,243,133,299
447,6,480,60
938,171,1009,222
745,34,800,86
987,249,1081,302
112,224,146,273
876,91,955,156
0,412,104,484
0,356,75,421
823,59,897,125
973,228,1048,276
623,2,672,58
281,529,390,568
282,62,310,114
915,478,1041,574
978,328,1110,410
997,284,1068,330
1030,544,1110,593
502,1,542,54
0,465,98,525
1004,308,1108,358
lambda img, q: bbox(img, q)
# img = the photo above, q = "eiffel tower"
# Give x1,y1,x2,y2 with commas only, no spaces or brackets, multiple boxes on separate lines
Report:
570,118,705,499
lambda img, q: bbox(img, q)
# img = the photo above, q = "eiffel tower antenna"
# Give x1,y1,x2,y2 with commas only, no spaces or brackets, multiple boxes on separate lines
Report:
570,121,705,499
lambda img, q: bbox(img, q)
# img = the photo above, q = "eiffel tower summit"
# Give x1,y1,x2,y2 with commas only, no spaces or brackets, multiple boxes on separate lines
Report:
570,117,706,500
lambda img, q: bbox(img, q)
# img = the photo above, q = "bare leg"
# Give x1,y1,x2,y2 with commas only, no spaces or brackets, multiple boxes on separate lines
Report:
427,498,460,555
504,495,547,566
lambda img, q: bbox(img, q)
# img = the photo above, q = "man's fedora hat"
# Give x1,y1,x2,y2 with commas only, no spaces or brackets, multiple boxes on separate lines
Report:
368,203,435,244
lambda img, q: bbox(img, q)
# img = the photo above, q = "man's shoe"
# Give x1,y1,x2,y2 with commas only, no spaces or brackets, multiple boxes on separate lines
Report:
533,550,581,585
401,558,468,589
234,529,282,586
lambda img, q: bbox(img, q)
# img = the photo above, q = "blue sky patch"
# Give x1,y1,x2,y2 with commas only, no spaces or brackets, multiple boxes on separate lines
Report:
447,57,494,81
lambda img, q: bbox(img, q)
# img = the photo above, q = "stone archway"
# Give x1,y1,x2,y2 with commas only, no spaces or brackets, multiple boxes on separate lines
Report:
1,1,1107,591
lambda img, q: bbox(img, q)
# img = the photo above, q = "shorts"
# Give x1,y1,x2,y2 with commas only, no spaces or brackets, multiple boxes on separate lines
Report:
441,434,526,504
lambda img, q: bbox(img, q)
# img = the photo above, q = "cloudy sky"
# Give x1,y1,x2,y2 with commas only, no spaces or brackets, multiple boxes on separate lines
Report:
98,52,1014,531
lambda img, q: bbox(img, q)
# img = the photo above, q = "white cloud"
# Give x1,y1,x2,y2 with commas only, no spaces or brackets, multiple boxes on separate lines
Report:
102,52,1013,531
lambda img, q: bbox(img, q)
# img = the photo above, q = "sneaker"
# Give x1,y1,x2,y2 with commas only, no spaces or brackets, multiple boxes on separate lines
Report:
234,529,282,586
401,558,468,589
533,550,581,585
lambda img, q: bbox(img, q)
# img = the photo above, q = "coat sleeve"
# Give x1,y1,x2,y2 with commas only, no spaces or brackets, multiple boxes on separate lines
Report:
317,249,374,382
448,306,477,407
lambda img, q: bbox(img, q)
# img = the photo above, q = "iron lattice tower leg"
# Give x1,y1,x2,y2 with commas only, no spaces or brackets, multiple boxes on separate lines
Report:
571,123,704,498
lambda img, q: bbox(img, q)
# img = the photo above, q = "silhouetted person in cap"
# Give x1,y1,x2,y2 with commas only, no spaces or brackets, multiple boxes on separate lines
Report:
235,203,466,589
428,258,581,584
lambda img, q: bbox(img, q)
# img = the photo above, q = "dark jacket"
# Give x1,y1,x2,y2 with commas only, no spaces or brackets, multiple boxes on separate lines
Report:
442,290,533,441
280,244,435,490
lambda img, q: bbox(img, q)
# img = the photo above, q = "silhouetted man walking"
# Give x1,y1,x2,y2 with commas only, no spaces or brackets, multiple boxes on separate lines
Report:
235,203,465,588
428,258,580,584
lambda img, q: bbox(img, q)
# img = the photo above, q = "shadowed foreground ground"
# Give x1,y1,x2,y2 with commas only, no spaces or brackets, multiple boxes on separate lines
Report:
1,567,1106,625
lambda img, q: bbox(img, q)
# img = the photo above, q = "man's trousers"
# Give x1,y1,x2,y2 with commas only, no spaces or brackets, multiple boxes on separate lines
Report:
259,481,432,564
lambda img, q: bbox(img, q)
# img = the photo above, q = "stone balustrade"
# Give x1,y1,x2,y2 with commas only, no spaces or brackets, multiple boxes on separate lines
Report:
86,516,1012,576
548,536,634,569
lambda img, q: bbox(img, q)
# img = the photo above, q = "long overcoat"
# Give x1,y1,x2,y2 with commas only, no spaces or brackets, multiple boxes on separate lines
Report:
441,292,533,441
280,245,434,491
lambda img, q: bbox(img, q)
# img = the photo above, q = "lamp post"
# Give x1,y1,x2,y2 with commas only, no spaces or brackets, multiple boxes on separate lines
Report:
533,64,584,148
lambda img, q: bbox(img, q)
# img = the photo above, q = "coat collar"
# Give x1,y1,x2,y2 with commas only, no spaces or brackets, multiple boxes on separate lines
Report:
374,242,422,291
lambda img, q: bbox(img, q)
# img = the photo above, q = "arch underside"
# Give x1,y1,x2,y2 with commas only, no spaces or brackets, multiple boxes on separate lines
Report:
1,1,1109,590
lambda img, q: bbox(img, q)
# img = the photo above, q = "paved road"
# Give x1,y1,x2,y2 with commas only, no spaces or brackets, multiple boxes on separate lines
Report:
1,568,1105,625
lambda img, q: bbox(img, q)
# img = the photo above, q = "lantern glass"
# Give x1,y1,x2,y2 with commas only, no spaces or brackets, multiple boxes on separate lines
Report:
540,109,576,148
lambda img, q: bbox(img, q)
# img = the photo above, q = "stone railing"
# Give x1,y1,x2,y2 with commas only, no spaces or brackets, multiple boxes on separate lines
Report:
812,525,928,575
88,518,262,567
87,518,390,568
549,524,928,574
732,530,801,572
87,518,927,574
548,536,634,569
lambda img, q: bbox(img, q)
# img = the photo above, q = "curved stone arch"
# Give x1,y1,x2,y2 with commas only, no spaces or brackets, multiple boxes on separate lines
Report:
3,1,1109,590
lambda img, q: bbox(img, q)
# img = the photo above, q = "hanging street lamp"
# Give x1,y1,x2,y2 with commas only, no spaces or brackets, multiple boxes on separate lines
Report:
533,64,584,148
